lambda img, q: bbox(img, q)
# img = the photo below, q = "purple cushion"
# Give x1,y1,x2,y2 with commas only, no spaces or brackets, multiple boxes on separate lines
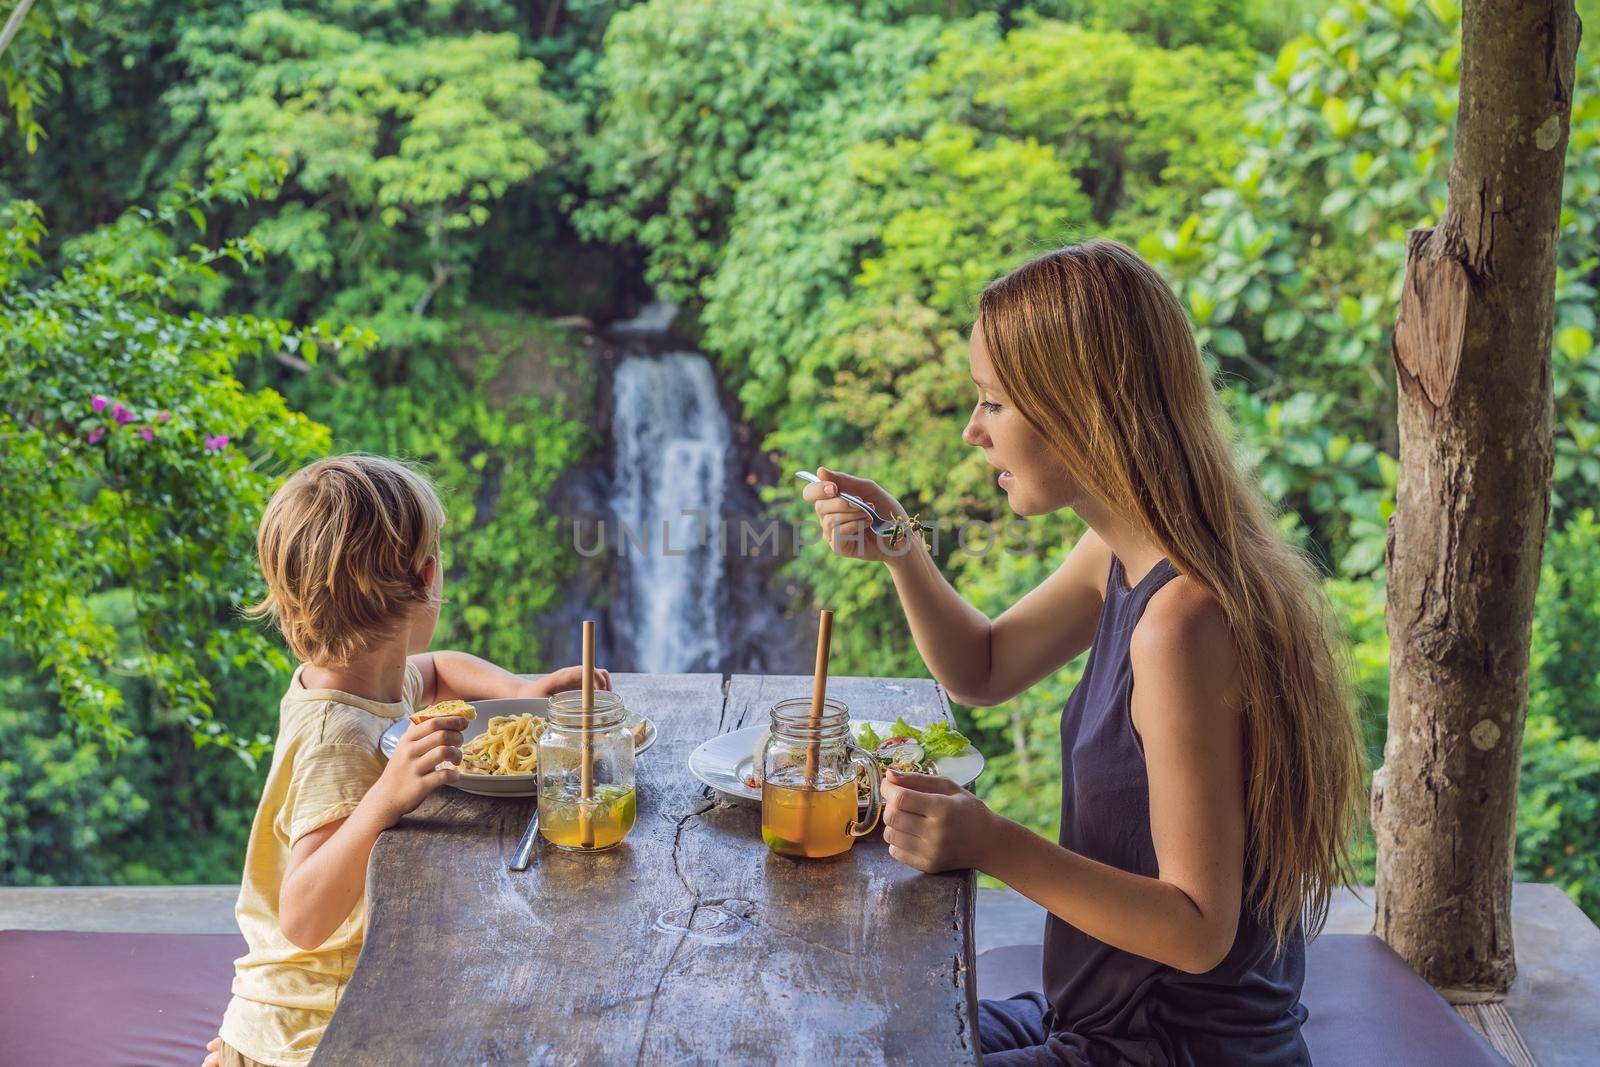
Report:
976,934,1509,1066
0,929,244,1067
1300,933,1507,1066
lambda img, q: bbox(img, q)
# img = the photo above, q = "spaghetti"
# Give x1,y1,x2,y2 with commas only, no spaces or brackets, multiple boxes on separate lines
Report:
458,713,546,776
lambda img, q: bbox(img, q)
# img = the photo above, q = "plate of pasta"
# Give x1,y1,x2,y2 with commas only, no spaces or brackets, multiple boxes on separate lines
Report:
380,698,657,798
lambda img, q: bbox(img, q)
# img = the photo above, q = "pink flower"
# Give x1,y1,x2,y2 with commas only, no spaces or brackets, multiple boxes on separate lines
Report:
139,427,154,442
111,402,134,425
204,434,231,451
87,426,106,445
91,395,109,412
157,411,171,423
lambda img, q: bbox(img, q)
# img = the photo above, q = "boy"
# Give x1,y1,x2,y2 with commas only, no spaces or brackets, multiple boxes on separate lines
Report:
206,455,605,1067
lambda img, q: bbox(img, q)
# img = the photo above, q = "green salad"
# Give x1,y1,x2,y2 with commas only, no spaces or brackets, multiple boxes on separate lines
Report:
855,717,972,782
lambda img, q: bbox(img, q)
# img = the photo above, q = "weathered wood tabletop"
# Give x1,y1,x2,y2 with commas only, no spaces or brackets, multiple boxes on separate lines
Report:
314,673,979,1066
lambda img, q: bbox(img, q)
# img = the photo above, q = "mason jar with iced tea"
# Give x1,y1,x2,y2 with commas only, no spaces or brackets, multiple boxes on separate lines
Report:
538,690,637,851
759,697,882,859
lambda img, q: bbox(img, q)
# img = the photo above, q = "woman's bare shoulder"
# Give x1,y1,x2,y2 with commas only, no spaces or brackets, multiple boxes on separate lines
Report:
1130,574,1239,699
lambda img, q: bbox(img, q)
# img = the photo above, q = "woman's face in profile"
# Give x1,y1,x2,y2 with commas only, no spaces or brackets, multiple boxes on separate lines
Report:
962,326,1078,517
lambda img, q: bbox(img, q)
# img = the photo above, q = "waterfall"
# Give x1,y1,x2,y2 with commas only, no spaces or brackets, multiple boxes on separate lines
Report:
609,352,731,672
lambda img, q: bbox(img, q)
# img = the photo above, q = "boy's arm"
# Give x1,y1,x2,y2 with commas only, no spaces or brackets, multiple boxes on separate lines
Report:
411,650,610,705
278,716,464,951
278,815,375,951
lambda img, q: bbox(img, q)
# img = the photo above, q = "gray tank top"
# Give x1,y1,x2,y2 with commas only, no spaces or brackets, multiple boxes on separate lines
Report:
1042,555,1310,1066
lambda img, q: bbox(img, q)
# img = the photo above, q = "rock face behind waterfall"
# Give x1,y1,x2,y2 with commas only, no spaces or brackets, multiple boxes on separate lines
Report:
540,302,810,675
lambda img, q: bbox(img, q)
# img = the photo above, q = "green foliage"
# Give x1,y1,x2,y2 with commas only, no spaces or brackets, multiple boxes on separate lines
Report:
0,652,148,886
575,0,904,301
763,113,1093,691
0,0,199,232
0,159,371,886
1137,0,1454,570
154,3,599,673
0,159,364,749
2,0,594,881
0,581,277,886
1133,1,1600,905
957,524,1087,838
1023,0,1321,51
1530,511,1600,741
163,7,595,672
1145,0,1600,565
1146,0,1462,399
1517,714,1600,916
171,8,577,343
1514,509,1600,915
698,15,949,422
0,0,89,152
919,16,1252,228
1323,576,1389,761
1552,78,1600,506
1227,389,1395,574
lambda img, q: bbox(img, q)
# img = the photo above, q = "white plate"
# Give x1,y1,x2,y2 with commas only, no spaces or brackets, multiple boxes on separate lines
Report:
379,697,656,798
687,720,984,806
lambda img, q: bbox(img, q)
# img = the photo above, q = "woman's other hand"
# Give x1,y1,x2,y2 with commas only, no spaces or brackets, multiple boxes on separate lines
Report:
881,769,996,873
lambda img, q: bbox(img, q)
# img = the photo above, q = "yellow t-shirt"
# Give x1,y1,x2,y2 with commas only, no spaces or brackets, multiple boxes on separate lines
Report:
218,661,421,1066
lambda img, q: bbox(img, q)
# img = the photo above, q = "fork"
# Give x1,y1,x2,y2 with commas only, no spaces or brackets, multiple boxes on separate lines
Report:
509,805,539,871
793,471,933,537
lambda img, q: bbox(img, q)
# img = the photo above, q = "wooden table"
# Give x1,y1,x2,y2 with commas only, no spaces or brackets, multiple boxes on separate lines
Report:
315,673,979,1066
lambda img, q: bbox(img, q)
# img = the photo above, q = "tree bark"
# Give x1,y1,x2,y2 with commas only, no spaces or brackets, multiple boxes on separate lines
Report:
1374,0,1579,998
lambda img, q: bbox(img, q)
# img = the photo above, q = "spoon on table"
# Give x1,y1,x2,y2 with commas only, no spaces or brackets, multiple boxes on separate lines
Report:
794,471,933,538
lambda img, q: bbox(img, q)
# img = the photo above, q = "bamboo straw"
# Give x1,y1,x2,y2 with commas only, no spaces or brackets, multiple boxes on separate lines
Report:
789,610,834,852
579,619,596,849
805,610,834,785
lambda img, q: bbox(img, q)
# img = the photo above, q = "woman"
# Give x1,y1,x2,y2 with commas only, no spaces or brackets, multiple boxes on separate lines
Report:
803,240,1365,1066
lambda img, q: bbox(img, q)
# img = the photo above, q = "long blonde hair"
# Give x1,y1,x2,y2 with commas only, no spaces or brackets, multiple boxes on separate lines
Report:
978,240,1366,950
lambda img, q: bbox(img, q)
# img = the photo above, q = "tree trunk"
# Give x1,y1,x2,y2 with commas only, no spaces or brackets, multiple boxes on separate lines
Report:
1374,0,1580,998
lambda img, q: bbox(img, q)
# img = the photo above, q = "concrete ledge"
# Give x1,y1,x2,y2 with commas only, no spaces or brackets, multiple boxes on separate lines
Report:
0,885,239,935
1486,884,1600,1067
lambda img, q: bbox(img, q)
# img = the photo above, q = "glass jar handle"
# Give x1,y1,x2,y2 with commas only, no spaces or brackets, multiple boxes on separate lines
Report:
756,731,772,788
847,744,882,837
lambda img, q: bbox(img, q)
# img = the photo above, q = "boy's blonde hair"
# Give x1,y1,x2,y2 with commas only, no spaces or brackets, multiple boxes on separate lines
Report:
249,455,445,666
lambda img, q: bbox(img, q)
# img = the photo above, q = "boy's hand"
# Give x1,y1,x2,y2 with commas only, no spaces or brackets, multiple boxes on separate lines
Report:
524,665,611,697
881,769,996,874
203,1037,221,1067
369,715,466,826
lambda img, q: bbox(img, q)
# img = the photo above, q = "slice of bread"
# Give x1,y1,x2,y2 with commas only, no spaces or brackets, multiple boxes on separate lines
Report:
410,698,477,726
